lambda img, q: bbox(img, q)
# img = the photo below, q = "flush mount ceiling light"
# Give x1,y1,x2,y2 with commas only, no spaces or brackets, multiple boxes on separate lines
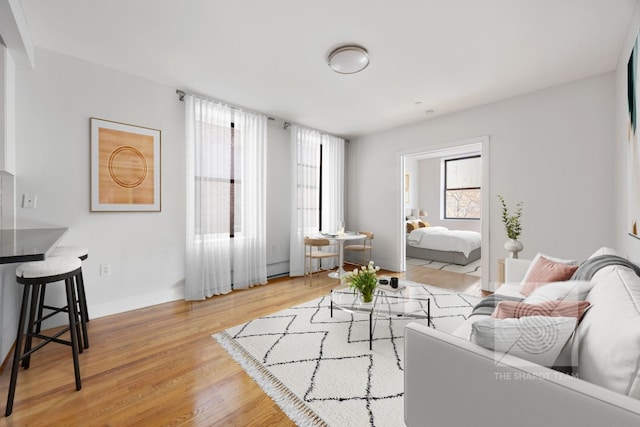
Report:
327,45,370,74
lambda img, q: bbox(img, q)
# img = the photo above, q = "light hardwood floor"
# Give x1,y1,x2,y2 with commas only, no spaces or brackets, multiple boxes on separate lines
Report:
0,264,484,426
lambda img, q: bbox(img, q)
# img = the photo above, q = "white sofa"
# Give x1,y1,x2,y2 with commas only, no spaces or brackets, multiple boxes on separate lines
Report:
404,248,640,427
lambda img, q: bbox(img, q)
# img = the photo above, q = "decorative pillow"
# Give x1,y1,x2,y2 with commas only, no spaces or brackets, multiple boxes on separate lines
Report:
521,253,576,281
418,220,430,228
574,267,640,398
470,316,577,367
520,280,594,369
406,222,418,233
524,280,595,304
491,300,591,320
520,255,579,296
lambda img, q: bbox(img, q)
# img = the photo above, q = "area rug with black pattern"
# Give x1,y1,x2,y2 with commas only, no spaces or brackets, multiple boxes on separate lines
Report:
213,281,481,427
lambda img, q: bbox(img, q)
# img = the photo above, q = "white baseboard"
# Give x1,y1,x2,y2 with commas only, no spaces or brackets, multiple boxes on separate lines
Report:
89,288,184,320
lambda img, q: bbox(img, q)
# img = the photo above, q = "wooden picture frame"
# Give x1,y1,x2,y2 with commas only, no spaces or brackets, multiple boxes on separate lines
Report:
90,118,161,212
405,174,410,204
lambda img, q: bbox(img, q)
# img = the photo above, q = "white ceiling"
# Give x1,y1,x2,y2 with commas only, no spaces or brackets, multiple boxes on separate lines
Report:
19,0,638,138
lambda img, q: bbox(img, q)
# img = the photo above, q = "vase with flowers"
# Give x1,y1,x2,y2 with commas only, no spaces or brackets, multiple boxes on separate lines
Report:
498,195,524,258
345,260,380,303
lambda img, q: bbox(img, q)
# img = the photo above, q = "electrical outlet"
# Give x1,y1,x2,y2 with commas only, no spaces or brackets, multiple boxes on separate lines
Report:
22,194,37,209
100,264,112,276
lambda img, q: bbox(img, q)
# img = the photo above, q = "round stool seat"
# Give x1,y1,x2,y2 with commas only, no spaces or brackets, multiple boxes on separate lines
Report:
16,256,81,279
51,246,89,261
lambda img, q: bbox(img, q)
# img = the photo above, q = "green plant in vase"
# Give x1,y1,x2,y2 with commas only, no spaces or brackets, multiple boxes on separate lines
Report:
497,194,524,258
345,260,380,303
498,194,522,240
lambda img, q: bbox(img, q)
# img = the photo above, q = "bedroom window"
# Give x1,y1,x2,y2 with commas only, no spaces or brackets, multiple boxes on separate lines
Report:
444,155,481,220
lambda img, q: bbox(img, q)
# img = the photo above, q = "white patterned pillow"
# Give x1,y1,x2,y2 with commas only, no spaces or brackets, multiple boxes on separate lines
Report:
524,280,595,304
470,316,577,367
574,267,640,398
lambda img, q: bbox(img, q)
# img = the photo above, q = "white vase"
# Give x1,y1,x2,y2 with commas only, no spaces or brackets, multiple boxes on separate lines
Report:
504,239,524,259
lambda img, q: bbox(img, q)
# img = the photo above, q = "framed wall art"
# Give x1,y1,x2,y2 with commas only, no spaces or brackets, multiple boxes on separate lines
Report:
404,173,410,204
90,118,161,212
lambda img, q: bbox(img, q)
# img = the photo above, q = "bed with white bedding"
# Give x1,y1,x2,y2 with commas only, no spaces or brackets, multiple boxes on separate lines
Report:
406,226,481,265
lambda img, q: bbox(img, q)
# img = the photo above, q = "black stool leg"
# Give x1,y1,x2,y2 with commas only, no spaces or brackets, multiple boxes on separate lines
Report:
35,283,46,334
6,285,31,416
75,272,89,349
64,277,82,391
22,284,41,369
68,279,83,355
76,269,90,323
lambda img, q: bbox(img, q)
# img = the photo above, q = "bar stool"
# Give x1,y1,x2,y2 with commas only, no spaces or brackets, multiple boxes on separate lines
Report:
48,246,90,349
5,256,83,417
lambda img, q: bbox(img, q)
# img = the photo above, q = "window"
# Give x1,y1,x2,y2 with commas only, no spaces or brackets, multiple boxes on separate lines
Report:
444,155,481,219
295,136,323,231
194,122,240,237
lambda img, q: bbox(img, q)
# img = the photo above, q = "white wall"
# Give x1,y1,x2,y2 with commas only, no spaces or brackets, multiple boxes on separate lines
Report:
266,119,291,276
615,4,640,263
404,157,418,213
0,262,17,363
10,48,292,330
15,49,187,319
347,73,616,285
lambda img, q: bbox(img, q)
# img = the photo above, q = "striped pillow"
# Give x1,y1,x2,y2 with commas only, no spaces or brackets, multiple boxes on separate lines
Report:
491,300,591,320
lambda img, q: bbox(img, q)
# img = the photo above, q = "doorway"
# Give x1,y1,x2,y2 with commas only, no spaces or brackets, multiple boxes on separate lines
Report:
397,136,490,291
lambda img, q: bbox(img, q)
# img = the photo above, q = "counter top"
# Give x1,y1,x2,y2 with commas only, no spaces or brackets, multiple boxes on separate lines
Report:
0,228,68,264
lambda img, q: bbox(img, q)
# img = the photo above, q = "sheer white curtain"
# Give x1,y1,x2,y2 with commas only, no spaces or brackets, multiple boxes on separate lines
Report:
185,95,267,300
289,125,321,276
233,110,268,289
289,126,345,276
321,134,345,238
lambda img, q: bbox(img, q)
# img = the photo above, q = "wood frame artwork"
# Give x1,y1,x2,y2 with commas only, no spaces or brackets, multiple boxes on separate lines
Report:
90,118,161,212
405,174,410,204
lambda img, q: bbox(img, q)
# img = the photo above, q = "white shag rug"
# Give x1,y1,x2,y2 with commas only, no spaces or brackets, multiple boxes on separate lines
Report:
214,282,481,427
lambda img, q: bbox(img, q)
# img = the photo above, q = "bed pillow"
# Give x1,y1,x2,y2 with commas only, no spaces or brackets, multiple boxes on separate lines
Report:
520,254,578,297
491,300,591,320
524,280,595,304
418,220,429,228
470,316,577,367
406,221,419,233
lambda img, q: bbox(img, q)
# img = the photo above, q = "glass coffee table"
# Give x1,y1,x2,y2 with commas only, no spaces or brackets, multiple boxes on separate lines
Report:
330,280,432,350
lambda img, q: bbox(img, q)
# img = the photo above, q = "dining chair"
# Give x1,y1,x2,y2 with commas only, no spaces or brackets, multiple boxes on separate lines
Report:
304,237,338,286
344,231,374,267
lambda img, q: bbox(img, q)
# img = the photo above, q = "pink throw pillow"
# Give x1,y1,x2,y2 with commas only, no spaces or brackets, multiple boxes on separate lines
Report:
520,256,578,296
491,300,591,320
